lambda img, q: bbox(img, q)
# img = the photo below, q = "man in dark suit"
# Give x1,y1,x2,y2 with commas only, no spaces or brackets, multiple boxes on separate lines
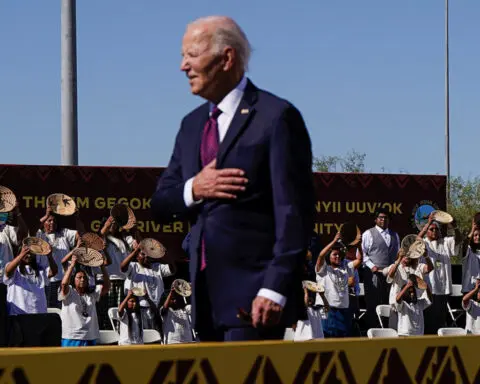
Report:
152,16,314,341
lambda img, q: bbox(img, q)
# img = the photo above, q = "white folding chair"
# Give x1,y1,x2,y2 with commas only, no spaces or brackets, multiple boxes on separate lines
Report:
376,305,391,328
143,329,162,344
47,307,61,317
367,328,398,338
283,328,295,341
98,330,119,345
438,327,467,336
357,283,366,320
108,307,119,333
447,284,464,327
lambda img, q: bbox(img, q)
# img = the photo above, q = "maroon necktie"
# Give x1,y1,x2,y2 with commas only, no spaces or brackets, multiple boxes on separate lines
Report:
200,106,222,270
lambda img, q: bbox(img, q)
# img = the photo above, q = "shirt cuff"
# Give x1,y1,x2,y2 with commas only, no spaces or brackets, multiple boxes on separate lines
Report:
183,177,203,207
257,288,287,308
365,260,375,269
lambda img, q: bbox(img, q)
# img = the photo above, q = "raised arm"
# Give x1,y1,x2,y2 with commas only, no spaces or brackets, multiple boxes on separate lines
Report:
5,246,30,279
396,280,413,304
12,204,28,243
118,290,133,317
100,265,110,296
61,255,77,296
45,249,58,279
316,232,341,272
463,279,480,307
351,242,363,270
120,247,140,273
74,209,86,235
417,214,434,240
388,249,406,280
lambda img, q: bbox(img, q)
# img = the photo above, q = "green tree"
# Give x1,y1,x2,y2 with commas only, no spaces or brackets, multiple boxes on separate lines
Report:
313,150,366,173
448,176,480,236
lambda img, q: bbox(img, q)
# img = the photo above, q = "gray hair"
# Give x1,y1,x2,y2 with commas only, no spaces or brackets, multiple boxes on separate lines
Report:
189,16,252,72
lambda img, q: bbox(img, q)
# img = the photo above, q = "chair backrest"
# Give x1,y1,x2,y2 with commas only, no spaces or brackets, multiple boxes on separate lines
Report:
358,283,365,296
376,305,391,318
438,327,467,336
47,307,62,317
98,330,119,345
283,328,295,341
367,328,398,338
107,307,119,332
451,284,463,297
143,329,162,344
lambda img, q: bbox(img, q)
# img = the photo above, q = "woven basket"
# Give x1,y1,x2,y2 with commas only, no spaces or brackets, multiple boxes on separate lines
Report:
23,237,51,255
47,193,76,216
131,287,146,297
111,204,136,230
73,247,104,267
81,232,105,251
172,279,192,297
0,186,17,213
302,280,324,293
401,234,418,252
407,239,426,259
139,238,166,259
432,210,453,224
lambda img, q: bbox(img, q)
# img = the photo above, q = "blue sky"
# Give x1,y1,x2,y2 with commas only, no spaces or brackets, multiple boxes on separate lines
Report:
1,1,479,178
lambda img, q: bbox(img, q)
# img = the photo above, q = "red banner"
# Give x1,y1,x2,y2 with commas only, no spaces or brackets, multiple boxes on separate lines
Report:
0,165,446,257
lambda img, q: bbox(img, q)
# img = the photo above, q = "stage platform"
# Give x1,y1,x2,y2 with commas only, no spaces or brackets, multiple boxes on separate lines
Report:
0,335,478,383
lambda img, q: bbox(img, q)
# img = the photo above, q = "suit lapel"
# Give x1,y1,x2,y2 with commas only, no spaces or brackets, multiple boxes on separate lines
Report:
217,80,258,167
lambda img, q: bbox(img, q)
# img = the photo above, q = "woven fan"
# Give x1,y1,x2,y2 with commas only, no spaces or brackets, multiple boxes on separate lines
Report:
81,232,105,251
302,280,324,293
139,238,166,259
23,237,51,255
0,186,17,213
172,279,192,297
131,287,146,297
111,204,136,230
73,247,104,267
47,193,76,216
407,239,426,259
432,210,453,224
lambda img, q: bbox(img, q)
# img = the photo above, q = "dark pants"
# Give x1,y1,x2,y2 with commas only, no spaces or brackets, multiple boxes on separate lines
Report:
322,307,352,338
0,283,6,347
195,270,285,342
424,294,448,335
363,267,390,329
45,281,62,309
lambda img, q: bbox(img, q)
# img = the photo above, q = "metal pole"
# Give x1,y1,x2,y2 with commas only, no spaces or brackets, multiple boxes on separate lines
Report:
445,0,450,206
61,0,78,165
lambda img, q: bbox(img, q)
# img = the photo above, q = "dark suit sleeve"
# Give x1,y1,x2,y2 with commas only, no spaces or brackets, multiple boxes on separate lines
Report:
261,105,315,298
151,122,191,222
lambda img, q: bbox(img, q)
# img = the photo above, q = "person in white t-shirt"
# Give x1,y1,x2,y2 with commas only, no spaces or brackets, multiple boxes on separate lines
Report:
97,216,136,329
462,277,480,334
0,205,28,345
395,276,432,336
462,219,480,293
315,232,362,338
417,212,462,334
386,246,433,330
121,244,175,331
59,255,110,347
161,286,193,344
4,245,57,315
118,290,143,345
36,205,83,308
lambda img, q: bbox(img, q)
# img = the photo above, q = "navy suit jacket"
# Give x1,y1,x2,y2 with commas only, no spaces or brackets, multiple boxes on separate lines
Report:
152,80,314,328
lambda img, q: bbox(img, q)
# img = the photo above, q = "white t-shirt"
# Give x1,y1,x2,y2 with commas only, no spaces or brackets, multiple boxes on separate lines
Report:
124,262,172,307
36,228,77,282
0,225,18,280
463,299,480,334
101,235,134,280
316,261,354,309
396,296,431,336
59,285,102,340
462,246,480,293
118,311,143,345
386,263,427,306
424,236,456,295
4,263,50,315
163,305,193,344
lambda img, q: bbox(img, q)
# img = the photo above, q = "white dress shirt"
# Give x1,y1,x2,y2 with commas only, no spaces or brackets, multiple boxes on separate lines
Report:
182,76,286,307
362,226,400,270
